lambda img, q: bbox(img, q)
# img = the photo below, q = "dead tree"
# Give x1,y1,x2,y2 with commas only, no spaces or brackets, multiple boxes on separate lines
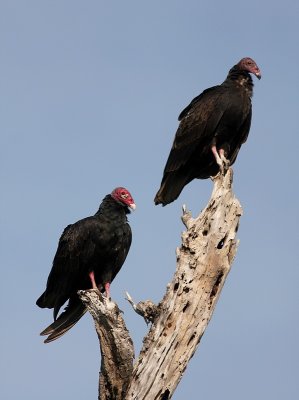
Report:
78,168,242,400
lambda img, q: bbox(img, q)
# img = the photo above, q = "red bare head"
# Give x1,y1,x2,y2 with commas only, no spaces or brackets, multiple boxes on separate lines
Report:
111,187,136,210
236,57,261,79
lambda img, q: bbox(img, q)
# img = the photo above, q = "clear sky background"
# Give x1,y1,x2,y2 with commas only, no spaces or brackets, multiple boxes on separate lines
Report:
1,1,298,399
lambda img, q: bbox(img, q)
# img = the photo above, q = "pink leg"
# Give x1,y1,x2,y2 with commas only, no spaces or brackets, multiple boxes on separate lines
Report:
211,145,222,167
104,282,111,299
89,271,97,289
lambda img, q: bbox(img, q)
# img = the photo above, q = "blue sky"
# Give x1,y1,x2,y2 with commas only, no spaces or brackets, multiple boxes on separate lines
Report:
1,1,298,399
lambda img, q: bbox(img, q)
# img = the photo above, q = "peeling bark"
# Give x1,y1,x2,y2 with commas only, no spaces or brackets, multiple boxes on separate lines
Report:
80,168,242,400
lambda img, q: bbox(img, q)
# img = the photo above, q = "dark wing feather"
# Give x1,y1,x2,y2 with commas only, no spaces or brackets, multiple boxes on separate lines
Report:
228,106,252,165
163,86,226,173
178,86,218,120
110,223,132,282
36,218,103,319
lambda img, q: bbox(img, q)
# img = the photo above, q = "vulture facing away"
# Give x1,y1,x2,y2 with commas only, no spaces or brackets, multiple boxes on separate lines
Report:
36,187,135,343
154,57,261,206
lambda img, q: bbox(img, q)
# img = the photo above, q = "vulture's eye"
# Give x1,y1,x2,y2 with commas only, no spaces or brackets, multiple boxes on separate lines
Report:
121,192,128,198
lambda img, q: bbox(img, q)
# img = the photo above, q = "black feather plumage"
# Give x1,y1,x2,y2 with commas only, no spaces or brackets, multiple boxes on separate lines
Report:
36,188,135,343
154,57,261,206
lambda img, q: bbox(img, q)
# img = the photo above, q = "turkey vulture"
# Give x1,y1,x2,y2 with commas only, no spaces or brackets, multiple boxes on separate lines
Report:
36,187,135,343
154,57,261,206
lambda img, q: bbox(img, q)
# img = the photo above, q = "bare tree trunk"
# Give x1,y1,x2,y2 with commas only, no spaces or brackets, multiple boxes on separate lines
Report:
79,168,242,400
78,290,134,400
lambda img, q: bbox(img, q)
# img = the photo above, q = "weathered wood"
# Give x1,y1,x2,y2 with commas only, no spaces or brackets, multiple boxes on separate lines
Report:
80,168,242,400
125,168,242,399
125,292,159,324
78,290,134,400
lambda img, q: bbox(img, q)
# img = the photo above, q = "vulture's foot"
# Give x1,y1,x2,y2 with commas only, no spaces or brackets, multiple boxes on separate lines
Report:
219,152,230,175
211,146,230,175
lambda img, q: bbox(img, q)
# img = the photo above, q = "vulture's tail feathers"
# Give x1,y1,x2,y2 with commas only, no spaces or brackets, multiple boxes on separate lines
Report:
154,171,191,206
40,302,87,343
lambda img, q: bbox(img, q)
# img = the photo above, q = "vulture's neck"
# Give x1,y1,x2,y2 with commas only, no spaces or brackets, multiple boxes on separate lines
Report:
225,66,254,97
95,195,130,219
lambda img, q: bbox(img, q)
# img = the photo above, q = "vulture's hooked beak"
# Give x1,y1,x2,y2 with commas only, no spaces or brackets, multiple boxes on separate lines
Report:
129,203,136,211
255,71,262,80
